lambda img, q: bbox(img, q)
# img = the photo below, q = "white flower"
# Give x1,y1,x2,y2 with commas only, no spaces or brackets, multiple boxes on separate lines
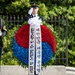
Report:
28,16,42,26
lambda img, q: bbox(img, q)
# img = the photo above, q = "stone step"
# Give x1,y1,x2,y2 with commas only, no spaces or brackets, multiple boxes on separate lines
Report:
42,66,66,75
66,67,75,75
0,66,28,75
0,65,67,75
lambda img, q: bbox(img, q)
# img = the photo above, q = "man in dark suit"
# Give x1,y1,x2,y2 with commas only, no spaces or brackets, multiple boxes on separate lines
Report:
0,18,7,60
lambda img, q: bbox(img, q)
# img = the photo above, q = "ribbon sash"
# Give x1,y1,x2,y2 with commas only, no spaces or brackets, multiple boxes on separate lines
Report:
29,24,42,75
29,25,35,75
35,25,42,74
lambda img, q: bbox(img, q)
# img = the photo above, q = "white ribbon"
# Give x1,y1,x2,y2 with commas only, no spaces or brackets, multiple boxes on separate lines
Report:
29,25,35,75
28,16,42,26
35,25,42,74
29,16,42,75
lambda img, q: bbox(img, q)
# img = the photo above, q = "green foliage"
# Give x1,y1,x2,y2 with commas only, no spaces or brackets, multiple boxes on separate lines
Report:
1,24,21,65
39,3,48,19
6,0,30,14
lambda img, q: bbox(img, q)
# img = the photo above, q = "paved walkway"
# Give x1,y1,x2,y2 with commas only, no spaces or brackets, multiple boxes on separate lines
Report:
0,65,68,75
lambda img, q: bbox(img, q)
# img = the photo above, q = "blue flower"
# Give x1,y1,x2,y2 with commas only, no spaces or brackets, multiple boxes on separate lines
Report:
13,38,54,65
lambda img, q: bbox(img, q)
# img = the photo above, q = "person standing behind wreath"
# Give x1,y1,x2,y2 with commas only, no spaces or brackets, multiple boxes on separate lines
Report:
27,4,42,75
27,3,43,23
0,19,7,60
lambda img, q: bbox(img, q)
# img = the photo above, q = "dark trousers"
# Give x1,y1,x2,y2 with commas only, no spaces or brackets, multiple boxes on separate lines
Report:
0,48,2,60
34,71,38,75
